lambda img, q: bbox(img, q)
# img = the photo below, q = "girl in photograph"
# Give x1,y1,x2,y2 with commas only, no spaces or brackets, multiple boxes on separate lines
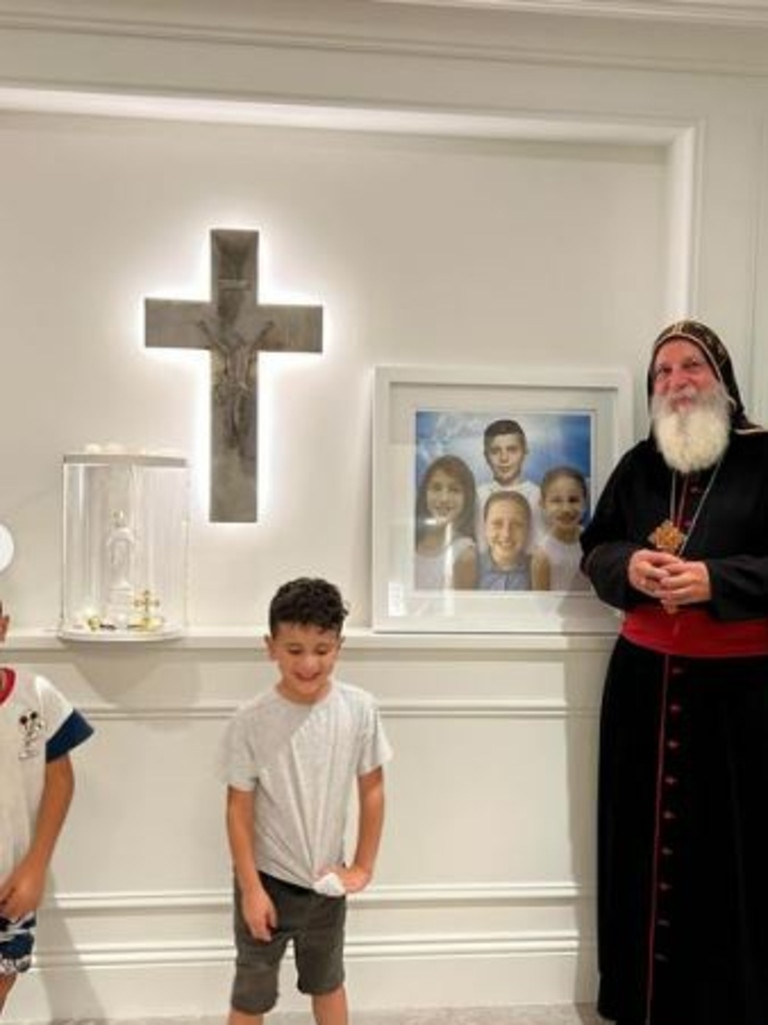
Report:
531,465,591,591
414,455,478,590
478,491,533,591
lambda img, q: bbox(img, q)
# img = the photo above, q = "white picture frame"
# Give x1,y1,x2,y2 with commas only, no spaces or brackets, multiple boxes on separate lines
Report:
372,364,634,633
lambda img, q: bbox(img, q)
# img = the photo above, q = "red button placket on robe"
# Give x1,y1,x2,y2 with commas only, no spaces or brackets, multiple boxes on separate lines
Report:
644,474,703,1019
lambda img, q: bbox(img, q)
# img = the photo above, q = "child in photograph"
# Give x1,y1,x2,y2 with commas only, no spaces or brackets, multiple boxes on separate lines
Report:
475,419,544,548
531,465,591,591
0,571,94,1015
218,577,392,1025
478,491,533,591
414,454,478,590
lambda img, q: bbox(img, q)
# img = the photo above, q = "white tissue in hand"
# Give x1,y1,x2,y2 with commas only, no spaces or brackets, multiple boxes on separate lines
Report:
313,872,346,897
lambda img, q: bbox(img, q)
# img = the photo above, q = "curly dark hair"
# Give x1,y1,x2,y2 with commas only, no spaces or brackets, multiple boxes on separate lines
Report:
268,577,349,636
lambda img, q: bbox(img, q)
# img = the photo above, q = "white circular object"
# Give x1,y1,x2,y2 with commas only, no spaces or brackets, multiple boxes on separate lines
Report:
0,524,14,573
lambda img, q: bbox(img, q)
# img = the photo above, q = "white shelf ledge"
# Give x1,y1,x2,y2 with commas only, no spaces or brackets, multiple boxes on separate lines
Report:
0,625,617,653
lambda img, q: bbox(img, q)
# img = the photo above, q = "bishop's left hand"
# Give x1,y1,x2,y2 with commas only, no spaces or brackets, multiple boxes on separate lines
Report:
656,559,711,611
628,548,679,595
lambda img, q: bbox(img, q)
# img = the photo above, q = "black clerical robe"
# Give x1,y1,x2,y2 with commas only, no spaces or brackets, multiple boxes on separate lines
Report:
581,430,768,1025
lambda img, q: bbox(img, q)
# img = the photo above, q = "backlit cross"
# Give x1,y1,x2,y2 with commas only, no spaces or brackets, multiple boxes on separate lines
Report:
145,229,323,522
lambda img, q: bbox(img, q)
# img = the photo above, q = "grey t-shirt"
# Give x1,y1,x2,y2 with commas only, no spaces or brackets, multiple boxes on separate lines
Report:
218,680,392,888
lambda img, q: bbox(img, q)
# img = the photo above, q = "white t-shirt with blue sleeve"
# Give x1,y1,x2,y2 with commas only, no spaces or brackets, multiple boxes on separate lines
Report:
0,669,94,883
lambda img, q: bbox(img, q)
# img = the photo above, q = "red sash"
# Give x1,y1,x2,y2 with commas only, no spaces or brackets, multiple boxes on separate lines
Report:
621,606,768,657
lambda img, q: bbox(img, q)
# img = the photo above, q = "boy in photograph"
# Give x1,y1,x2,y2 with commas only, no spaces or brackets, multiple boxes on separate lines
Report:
476,418,544,550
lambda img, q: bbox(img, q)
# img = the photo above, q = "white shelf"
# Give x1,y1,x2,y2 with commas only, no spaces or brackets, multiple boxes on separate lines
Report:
0,625,617,653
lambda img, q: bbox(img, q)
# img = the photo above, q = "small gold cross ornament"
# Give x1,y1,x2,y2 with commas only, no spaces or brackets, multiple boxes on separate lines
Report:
133,589,162,631
648,519,686,555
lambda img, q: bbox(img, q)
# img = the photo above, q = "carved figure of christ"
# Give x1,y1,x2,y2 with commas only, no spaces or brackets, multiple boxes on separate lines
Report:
145,230,323,522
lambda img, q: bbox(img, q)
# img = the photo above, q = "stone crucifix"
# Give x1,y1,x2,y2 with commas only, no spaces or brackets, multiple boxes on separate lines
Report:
145,230,323,522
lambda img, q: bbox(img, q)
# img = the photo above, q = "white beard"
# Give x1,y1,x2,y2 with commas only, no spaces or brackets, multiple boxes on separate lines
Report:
651,385,731,474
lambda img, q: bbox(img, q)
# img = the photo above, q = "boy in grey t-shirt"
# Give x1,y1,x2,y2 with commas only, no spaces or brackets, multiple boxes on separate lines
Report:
219,577,392,1025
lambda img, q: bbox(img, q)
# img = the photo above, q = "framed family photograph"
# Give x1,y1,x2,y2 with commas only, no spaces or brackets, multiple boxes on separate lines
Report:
372,364,633,633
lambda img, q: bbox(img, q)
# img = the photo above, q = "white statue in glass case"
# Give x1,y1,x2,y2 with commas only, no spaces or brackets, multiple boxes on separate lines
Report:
59,450,188,641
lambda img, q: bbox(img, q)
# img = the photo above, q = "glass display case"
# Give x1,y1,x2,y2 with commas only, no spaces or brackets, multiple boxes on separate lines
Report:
59,451,189,641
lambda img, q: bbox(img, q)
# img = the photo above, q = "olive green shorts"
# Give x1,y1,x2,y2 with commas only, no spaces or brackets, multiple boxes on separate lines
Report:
231,873,346,1015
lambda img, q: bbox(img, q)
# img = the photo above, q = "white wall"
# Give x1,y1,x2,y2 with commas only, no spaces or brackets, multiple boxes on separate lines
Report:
4,633,609,1019
0,114,664,628
2,0,768,1019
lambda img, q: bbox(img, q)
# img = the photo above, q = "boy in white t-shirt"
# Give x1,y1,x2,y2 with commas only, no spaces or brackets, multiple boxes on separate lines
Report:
218,577,392,1025
0,596,93,1015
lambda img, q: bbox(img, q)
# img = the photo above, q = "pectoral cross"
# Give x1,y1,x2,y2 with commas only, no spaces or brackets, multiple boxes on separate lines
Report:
648,519,686,555
145,230,323,522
